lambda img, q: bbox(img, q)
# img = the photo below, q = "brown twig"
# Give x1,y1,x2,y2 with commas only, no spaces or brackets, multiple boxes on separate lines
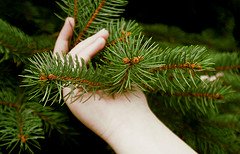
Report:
151,62,202,72
39,74,101,86
215,65,240,71
73,0,107,46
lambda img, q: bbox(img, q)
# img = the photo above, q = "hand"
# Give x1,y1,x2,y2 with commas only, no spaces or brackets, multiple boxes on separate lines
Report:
53,17,197,154
53,16,149,142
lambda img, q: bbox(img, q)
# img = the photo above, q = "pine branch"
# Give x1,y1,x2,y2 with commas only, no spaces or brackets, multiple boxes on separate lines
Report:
157,80,232,115
192,117,240,154
0,19,55,64
56,0,128,48
0,45,10,63
20,40,232,115
149,45,215,93
90,18,143,62
101,34,161,93
0,19,35,54
0,107,44,153
20,52,102,105
211,52,240,73
0,88,71,153
73,0,107,45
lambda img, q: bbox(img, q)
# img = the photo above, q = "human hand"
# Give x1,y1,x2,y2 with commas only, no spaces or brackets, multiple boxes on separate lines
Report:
53,17,149,140
53,17,197,154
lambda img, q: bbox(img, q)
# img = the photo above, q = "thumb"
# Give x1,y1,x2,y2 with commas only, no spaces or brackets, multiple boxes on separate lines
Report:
53,17,75,54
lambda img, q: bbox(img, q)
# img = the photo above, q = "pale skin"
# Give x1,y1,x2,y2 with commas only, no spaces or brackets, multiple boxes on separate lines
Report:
53,17,198,154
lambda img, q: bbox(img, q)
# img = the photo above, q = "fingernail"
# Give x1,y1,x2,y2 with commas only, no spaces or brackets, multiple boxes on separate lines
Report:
97,28,109,40
66,17,75,26
98,28,109,34
95,37,106,44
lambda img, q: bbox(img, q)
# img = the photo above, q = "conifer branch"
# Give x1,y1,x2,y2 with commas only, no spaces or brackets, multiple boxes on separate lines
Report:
210,52,240,73
0,40,18,52
74,0,107,46
101,34,161,93
0,19,36,55
56,0,128,48
107,30,132,46
39,73,101,86
171,92,224,100
20,39,226,106
152,62,202,71
20,52,103,105
103,19,142,46
74,0,78,24
159,81,232,114
0,19,55,63
0,101,19,108
0,107,44,153
215,65,240,71
0,88,72,152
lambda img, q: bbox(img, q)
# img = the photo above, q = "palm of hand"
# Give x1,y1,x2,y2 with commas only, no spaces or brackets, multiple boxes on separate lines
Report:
64,87,148,139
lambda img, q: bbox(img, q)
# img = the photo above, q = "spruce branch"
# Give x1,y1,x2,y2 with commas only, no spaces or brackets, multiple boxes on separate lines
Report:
56,0,128,47
20,38,231,114
150,45,215,93
0,45,10,63
0,18,36,61
180,114,240,154
90,18,143,62
105,18,142,46
101,34,162,93
191,117,240,154
159,80,233,115
0,88,72,153
0,107,44,153
211,52,240,73
0,19,54,63
21,52,102,105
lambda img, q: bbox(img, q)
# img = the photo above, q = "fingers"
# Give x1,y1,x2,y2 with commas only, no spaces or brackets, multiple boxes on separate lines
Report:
75,37,107,62
53,17,75,55
70,28,109,56
69,28,109,63
53,17,109,64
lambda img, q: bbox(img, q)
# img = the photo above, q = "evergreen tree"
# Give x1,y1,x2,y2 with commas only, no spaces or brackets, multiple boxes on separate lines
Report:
0,0,239,153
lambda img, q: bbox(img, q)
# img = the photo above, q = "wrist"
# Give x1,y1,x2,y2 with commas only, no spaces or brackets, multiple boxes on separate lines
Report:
104,107,197,154
104,106,161,153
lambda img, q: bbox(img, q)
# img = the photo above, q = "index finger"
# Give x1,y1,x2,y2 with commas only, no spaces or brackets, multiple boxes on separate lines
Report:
53,17,75,55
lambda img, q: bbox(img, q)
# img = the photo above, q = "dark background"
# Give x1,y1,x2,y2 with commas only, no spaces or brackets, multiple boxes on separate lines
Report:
123,0,240,47
1,0,240,33
2,0,239,45
124,0,240,33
